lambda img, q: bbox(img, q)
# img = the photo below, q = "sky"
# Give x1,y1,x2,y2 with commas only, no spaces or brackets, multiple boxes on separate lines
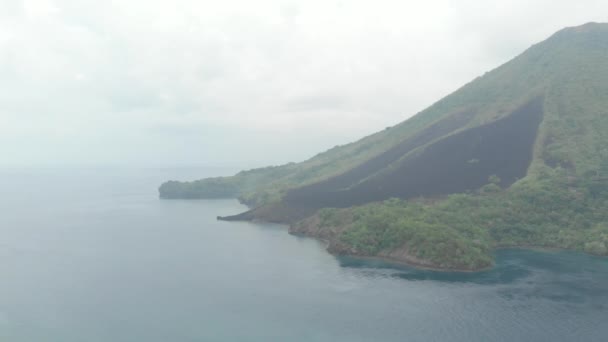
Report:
1,0,607,169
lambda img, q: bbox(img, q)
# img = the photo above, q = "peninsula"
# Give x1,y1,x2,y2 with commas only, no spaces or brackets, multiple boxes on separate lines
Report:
160,23,608,271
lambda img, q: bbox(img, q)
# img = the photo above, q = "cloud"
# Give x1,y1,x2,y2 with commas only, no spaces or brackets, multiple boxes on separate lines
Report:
1,0,607,167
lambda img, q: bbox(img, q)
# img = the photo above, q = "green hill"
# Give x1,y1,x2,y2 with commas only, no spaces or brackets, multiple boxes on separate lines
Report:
160,22,608,271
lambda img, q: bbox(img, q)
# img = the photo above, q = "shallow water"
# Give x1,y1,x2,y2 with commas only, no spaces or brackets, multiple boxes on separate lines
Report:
0,167,607,341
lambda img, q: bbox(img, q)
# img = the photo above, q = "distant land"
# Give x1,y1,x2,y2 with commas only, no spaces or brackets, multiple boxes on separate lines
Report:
160,22,608,271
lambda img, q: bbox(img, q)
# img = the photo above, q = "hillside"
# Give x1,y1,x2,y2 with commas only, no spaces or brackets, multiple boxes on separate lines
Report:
160,22,608,271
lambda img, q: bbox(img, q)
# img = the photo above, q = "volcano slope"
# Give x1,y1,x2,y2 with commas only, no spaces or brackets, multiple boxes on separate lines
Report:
284,97,544,208
160,22,608,271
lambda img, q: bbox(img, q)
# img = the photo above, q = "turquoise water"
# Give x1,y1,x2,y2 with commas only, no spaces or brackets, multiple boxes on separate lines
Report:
0,168,607,341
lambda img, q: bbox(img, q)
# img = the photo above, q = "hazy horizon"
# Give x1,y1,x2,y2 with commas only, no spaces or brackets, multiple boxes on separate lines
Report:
2,0,608,168
3,4,608,340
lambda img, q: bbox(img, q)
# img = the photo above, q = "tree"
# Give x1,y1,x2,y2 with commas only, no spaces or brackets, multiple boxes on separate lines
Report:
488,175,501,185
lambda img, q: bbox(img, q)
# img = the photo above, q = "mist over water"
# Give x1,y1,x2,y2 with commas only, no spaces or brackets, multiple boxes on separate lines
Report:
1,167,607,341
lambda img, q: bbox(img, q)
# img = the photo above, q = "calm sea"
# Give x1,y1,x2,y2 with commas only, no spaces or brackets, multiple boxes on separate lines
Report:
0,167,607,341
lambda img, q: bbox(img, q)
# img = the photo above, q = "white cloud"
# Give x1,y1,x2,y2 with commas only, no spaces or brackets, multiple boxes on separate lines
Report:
1,0,607,167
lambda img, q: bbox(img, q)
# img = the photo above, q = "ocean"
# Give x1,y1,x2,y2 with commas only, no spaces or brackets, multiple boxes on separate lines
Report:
1,167,607,341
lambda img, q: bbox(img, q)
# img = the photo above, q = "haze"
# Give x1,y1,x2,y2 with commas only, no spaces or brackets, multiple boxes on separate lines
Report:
1,0,607,168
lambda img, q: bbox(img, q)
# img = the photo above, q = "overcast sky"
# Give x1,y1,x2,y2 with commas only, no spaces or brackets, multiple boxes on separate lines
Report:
1,0,607,168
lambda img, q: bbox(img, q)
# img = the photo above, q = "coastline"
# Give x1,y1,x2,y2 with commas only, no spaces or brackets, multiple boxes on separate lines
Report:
288,224,493,273
334,252,495,273
216,205,562,273
283,220,605,272
494,244,573,253
175,196,604,273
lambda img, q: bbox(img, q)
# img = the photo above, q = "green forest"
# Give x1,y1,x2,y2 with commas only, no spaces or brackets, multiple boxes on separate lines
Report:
317,168,608,270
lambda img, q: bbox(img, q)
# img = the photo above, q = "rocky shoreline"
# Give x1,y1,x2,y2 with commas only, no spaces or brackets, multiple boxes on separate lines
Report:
215,201,492,272
288,214,490,272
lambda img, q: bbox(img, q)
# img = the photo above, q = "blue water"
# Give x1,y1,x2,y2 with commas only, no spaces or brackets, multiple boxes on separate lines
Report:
0,167,607,341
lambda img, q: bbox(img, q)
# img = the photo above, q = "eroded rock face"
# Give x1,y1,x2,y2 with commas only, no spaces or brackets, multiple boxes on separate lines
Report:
285,97,544,208
285,110,476,198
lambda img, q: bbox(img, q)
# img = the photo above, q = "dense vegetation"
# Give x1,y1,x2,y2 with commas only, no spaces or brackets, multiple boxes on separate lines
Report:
315,167,608,270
